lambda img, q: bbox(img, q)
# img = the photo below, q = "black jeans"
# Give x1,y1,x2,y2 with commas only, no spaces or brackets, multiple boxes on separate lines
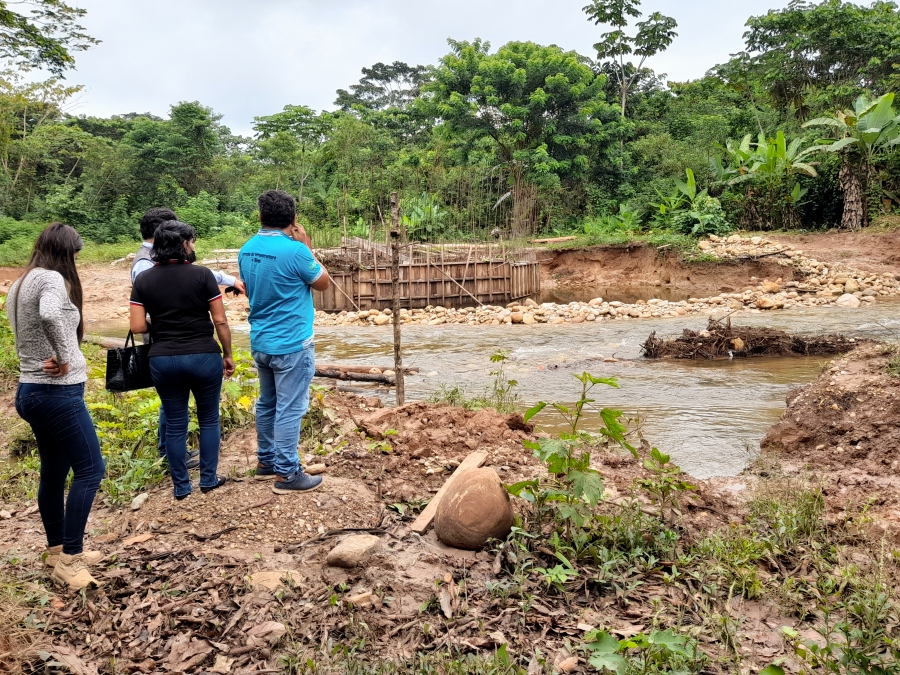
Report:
149,353,223,497
15,382,106,555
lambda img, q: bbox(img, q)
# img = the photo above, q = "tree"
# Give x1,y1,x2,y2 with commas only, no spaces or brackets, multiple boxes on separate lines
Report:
804,93,900,229
335,62,429,112
0,0,98,74
583,0,677,117
715,0,900,117
430,39,621,232
253,105,330,201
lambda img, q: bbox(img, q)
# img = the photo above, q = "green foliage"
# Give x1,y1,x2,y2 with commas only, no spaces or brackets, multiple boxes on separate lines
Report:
0,0,98,74
582,0,678,117
635,447,697,521
652,169,733,237
581,629,707,675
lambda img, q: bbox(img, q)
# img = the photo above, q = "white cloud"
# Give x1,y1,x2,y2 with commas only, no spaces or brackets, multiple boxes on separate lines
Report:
66,0,789,135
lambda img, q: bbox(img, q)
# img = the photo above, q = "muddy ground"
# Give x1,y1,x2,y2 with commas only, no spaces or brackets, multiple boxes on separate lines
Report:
762,343,900,539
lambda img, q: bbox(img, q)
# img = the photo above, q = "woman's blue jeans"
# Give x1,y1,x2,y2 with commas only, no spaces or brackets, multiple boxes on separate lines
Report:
15,382,106,555
149,353,223,497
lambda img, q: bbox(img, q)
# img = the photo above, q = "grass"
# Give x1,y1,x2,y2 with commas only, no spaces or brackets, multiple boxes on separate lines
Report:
0,305,260,505
0,571,50,674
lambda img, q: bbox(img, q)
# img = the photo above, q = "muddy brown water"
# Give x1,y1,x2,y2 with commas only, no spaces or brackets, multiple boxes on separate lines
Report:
91,301,900,479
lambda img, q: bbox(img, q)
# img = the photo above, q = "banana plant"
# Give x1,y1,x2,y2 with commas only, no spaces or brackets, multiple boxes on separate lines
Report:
803,93,900,230
718,131,818,186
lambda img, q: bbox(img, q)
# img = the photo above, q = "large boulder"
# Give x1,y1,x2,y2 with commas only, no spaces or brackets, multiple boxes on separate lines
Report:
434,468,514,550
835,293,862,308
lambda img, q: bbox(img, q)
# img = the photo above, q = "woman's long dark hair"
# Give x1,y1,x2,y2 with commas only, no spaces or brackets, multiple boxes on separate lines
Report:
151,221,196,265
21,222,85,342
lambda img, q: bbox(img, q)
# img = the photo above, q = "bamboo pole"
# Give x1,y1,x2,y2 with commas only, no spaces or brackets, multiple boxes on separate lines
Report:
390,192,405,406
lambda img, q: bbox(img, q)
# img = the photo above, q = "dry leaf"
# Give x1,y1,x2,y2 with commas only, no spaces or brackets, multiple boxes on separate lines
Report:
210,654,235,674
246,621,286,641
122,533,154,547
49,645,99,675
438,586,454,619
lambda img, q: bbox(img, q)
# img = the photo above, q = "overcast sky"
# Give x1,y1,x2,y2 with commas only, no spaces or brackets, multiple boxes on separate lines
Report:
62,0,790,136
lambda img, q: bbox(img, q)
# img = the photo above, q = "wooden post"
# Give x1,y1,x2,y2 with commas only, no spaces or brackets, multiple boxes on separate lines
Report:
390,192,405,407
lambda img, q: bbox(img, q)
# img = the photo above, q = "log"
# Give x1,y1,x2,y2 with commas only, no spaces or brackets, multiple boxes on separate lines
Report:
317,364,418,375
85,335,126,349
409,451,488,534
315,368,395,385
532,236,577,244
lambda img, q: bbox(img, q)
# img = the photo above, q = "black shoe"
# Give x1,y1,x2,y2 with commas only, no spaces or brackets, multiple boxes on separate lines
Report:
175,491,191,501
272,472,323,494
186,457,200,470
200,476,227,494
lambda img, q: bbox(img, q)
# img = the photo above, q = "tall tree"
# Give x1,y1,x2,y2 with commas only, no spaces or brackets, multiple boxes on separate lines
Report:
335,62,429,112
431,39,621,232
583,0,677,118
804,93,900,229
715,0,900,117
0,0,98,74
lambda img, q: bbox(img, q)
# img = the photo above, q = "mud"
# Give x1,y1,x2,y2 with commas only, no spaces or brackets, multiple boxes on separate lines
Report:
541,245,801,295
762,344,900,538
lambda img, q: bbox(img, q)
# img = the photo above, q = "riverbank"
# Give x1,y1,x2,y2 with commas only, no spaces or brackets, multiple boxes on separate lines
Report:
2,346,899,674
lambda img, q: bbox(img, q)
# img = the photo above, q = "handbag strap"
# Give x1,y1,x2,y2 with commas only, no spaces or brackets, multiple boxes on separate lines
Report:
124,331,136,349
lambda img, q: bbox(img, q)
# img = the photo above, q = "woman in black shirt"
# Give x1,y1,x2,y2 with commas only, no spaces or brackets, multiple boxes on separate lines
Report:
129,221,235,500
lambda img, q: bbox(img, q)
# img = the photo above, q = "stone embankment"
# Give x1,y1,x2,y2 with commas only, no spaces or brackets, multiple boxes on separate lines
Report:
226,236,899,328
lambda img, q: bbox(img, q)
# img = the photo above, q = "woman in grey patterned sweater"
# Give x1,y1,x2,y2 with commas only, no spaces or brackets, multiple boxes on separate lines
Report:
7,223,106,590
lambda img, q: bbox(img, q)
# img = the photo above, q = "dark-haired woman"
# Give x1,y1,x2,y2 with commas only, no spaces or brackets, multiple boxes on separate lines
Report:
8,223,106,590
129,221,234,500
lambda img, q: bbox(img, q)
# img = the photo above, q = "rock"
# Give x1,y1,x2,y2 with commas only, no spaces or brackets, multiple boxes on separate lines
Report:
588,297,604,306
383,369,395,376
835,293,861,308
510,312,524,324
434,468,514,550
524,297,538,307
373,314,391,326
698,240,711,250
731,338,745,351
248,570,302,591
844,279,860,293
522,313,536,325
761,281,782,293
756,297,776,310
346,592,379,608
326,534,383,568
305,463,327,475
0,510,11,519
727,234,741,243
750,236,763,245
130,493,150,511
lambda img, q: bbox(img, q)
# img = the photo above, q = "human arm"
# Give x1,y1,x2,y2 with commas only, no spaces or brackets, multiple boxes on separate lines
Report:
38,274,80,376
131,257,153,283
129,304,149,334
209,297,234,377
211,269,237,288
291,239,331,292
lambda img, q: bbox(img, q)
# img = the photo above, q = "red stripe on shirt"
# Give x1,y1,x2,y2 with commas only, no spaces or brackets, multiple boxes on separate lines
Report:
129,301,144,306
208,293,222,302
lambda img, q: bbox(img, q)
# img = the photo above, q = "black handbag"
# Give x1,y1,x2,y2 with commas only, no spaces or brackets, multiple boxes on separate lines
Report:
106,331,154,392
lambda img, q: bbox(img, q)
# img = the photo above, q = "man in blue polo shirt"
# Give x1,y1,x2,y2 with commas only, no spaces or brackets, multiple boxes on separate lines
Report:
239,190,331,494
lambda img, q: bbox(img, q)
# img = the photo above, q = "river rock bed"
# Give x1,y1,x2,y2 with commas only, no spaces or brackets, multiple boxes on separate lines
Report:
277,236,899,329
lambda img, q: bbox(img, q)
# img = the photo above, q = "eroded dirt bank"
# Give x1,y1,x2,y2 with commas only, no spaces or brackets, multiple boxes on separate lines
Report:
762,344,900,538
541,245,801,295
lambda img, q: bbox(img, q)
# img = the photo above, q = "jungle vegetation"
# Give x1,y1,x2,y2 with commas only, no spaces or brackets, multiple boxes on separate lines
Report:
1,0,900,256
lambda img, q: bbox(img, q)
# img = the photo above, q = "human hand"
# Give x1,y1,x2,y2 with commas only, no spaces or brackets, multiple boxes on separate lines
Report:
43,356,70,377
233,278,246,295
223,356,236,378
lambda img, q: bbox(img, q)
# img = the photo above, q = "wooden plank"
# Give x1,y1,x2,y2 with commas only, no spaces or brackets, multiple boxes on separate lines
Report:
409,451,488,534
532,236,577,244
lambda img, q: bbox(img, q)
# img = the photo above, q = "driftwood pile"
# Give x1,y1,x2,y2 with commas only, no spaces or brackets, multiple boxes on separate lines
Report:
641,318,863,360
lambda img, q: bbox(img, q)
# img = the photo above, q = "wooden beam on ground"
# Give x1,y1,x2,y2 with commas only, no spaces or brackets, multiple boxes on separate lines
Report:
317,364,418,375
315,368,395,385
409,451,488,534
532,236,577,244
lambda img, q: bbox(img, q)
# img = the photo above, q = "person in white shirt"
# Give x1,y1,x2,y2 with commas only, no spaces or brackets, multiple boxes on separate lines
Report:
132,208,246,468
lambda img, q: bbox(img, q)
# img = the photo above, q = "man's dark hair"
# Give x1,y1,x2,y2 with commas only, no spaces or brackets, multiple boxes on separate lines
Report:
139,207,177,240
257,190,296,228
151,221,197,265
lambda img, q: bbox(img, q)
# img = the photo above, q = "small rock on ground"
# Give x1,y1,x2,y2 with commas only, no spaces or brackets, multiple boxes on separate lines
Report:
326,534,382,568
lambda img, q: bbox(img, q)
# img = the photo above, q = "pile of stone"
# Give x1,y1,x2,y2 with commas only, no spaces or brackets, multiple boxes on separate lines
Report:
223,236,899,330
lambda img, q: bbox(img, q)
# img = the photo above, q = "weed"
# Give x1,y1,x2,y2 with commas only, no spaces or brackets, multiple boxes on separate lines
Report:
581,628,708,675
634,447,697,522
886,353,900,377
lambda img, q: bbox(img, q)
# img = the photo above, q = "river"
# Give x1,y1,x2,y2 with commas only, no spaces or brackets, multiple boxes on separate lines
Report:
94,301,900,479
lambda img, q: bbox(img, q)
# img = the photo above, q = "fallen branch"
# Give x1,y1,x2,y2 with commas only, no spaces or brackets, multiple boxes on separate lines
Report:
315,368,395,385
